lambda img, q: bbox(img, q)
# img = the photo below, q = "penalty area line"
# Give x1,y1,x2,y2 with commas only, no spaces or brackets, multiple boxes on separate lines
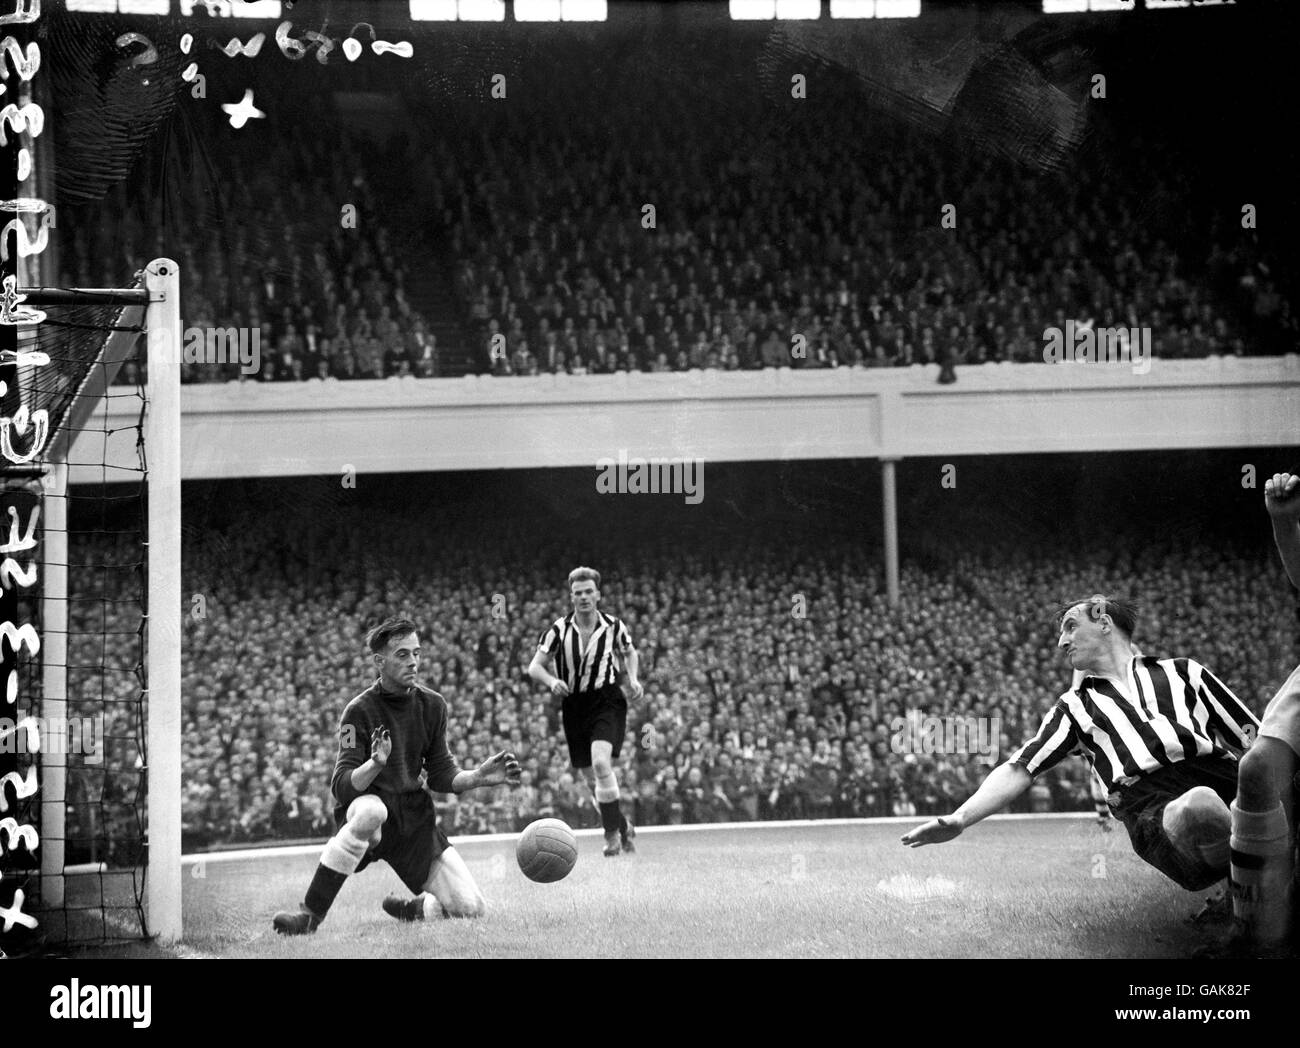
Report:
181,812,1097,867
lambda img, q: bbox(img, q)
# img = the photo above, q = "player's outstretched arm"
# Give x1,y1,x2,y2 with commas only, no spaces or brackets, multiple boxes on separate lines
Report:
1265,471,1300,591
1193,661,1259,754
900,763,1032,847
451,750,522,793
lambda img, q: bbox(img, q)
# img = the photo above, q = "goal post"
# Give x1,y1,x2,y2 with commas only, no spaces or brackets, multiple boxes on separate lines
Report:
5,257,182,948
142,258,182,944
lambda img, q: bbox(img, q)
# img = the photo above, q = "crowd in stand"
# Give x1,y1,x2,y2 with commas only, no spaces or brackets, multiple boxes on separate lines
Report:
62,57,1297,389
59,120,443,386
64,531,148,868
449,87,1296,378
133,488,1295,850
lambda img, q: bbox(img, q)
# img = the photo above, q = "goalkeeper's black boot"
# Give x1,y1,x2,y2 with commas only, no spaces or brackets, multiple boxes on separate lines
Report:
620,814,636,854
383,894,429,922
272,905,321,935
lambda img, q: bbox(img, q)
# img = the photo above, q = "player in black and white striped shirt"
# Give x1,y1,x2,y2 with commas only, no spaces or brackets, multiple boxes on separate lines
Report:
902,595,1259,892
527,566,644,857
1072,641,1143,829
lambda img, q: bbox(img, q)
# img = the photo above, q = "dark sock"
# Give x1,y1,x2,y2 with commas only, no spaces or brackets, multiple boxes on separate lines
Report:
303,865,347,920
599,799,622,834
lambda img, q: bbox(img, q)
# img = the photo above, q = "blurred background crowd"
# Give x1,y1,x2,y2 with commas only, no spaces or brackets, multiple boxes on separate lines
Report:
65,460,1296,857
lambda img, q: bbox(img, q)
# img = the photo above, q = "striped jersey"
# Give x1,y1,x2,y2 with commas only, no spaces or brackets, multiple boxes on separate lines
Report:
536,611,633,694
1010,655,1259,796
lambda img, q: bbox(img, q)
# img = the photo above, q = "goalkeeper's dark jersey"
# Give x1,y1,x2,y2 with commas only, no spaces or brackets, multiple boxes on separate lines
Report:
330,679,460,822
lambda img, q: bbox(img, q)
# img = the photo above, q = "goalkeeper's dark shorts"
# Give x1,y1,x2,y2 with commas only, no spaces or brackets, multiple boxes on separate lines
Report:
562,683,628,769
1111,755,1239,891
346,790,450,894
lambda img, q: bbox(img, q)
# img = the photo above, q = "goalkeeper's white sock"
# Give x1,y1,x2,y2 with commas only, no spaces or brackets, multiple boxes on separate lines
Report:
421,893,450,920
320,826,371,875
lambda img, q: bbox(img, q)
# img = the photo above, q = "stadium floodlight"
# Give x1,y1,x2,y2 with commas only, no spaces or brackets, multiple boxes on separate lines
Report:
410,0,459,18
874,0,920,15
118,0,169,14
68,0,286,16
776,0,820,18
1146,0,1191,8
229,0,283,14
730,0,776,19
561,0,606,19
459,0,507,20
515,0,561,20
1043,0,1137,9
830,0,876,17
177,0,283,15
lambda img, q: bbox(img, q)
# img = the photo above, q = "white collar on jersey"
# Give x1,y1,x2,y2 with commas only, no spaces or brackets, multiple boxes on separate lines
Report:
569,611,609,635
1080,654,1140,696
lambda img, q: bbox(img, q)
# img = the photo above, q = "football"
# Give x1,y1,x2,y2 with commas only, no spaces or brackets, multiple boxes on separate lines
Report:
516,818,578,883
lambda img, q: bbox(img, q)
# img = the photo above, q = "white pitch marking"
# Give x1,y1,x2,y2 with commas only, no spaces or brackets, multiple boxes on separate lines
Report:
175,812,1097,866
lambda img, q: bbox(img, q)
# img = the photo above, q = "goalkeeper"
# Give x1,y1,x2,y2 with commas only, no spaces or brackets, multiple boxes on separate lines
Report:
273,618,520,934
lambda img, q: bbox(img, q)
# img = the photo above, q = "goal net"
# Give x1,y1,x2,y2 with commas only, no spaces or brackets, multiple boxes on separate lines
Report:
0,260,180,953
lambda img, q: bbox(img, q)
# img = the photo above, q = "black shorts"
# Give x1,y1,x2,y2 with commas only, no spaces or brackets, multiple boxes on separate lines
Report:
562,683,628,769
1111,755,1239,891
341,790,450,894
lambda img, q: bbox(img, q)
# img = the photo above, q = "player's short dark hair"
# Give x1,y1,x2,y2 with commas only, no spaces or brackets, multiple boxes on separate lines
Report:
1058,594,1138,639
366,618,420,654
568,566,601,590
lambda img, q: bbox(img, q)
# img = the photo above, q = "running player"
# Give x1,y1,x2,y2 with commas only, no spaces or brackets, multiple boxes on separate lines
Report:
527,566,643,857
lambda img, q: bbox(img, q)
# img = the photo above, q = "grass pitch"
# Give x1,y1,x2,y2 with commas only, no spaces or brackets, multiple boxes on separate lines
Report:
74,816,1221,959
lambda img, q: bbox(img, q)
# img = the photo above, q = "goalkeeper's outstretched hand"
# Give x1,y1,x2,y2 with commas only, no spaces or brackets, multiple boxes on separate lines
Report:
475,750,522,788
900,815,964,848
370,727,392,767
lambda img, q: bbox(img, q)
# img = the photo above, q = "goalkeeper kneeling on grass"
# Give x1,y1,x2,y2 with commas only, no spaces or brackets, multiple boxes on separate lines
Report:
273,618,520,935
901,595,1259,897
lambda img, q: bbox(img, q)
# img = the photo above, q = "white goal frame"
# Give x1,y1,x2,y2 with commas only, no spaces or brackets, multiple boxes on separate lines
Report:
32,258,182,943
